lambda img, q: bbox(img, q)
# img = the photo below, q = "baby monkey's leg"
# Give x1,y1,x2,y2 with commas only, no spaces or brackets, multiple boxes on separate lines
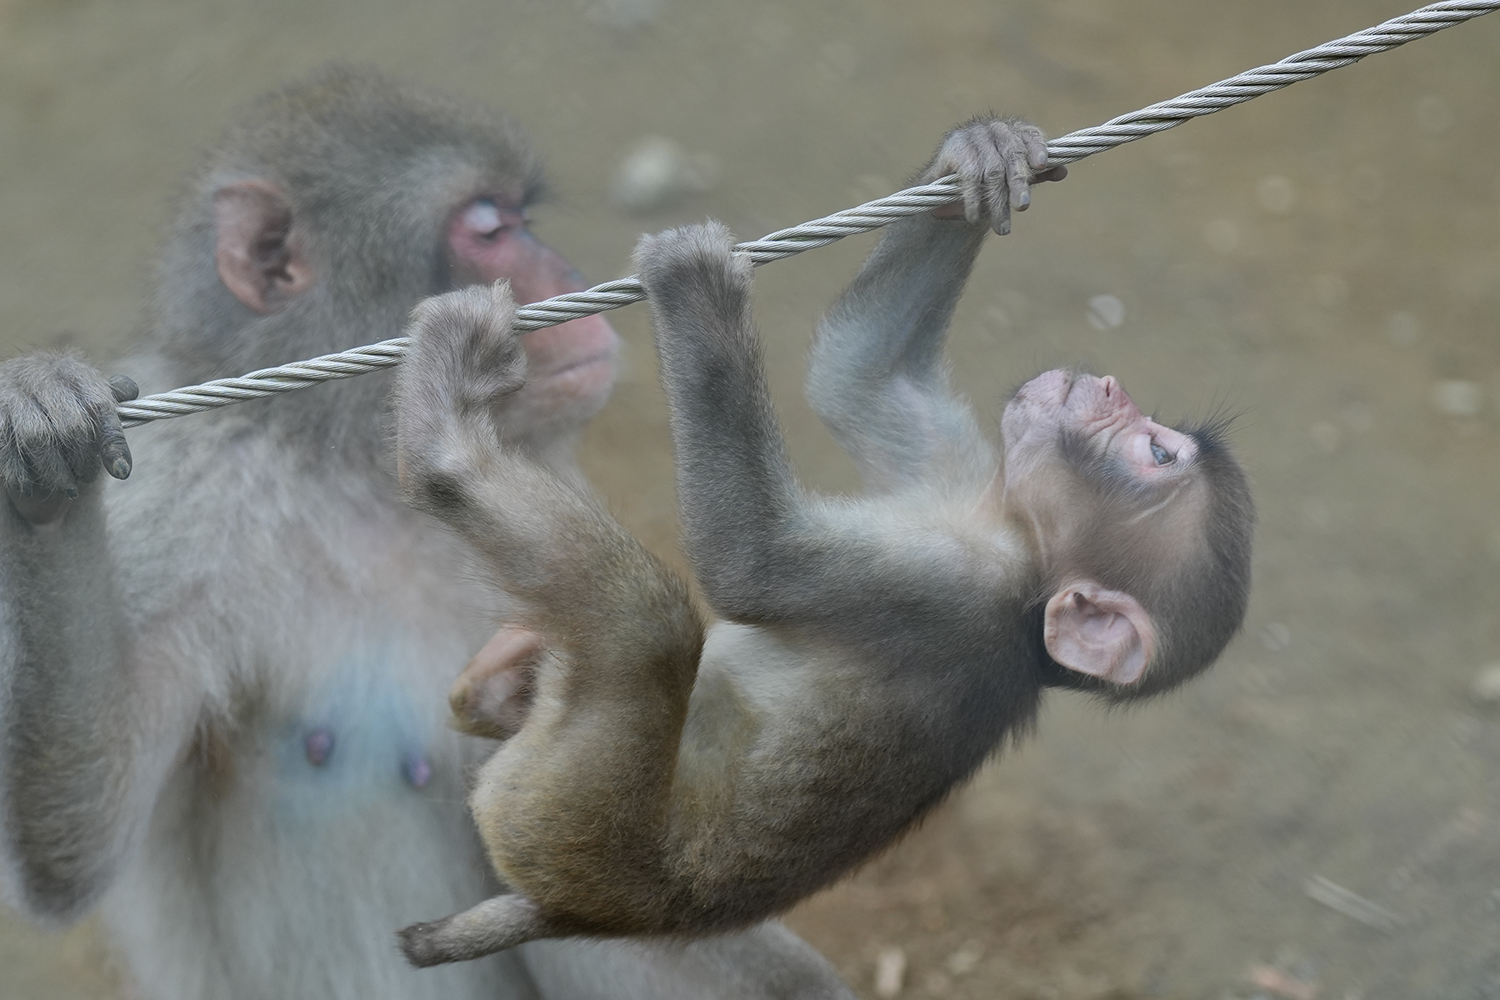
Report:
392,283,705,965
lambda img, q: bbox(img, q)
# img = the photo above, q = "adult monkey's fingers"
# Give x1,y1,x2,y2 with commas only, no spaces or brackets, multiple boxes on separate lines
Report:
26,441,78,498
109,374,140,402
959,140,986,227
0,416,29,497
993,199,1012,237
99,375,136,481
61,422,103,487
102,374,137,480
1022,129,1050,172
983,167,1009,236
1006,151,1031,212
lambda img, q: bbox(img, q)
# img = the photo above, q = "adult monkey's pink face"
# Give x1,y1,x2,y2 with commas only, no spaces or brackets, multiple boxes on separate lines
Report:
213,179,619,436
998,369,1215,689
447,193,620,429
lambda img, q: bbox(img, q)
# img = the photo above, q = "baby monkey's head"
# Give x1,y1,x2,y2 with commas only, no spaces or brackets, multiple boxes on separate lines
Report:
998,370,1254,700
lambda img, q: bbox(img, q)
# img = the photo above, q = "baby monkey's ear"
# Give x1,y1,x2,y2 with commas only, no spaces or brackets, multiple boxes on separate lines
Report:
1042,581,1156,686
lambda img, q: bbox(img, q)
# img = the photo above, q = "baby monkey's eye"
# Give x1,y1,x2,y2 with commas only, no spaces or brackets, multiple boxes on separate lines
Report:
1150,440,1175,466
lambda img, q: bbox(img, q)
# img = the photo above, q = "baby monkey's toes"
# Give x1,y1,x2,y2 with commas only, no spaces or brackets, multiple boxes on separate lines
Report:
398,894,556,966
447,627,546,741
404,283,528,408
634,221,753,304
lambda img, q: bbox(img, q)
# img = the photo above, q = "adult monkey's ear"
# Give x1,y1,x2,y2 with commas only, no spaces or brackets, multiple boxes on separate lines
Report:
1043,580,1155,686
213,180,316,314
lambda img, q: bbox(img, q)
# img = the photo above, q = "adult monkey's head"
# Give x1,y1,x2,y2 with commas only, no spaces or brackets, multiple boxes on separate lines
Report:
156,66,619,440
999,369,1254,700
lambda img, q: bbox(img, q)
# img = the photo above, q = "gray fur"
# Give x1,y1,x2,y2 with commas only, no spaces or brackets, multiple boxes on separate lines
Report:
384,235,1037,965
387,117,1250,959
385,120,1075,961
0,67,853,1000
632,114,1246,895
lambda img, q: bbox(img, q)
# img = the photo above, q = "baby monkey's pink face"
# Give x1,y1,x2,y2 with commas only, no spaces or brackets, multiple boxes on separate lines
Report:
998,367,1211,604
997,369,1213,688
1001,369,1197,482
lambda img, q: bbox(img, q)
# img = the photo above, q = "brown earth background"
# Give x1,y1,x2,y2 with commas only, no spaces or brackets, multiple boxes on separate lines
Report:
1,1,1498,997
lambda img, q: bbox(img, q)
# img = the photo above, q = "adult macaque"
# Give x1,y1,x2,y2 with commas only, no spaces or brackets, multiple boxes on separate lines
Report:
393,117,1254,966
0,68,853,1000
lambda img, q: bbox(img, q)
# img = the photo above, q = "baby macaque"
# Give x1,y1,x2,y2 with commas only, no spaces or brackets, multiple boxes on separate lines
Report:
393,116,1253,966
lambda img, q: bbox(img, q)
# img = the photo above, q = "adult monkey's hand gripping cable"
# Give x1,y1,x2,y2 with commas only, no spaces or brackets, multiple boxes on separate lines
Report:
115,0,1500,428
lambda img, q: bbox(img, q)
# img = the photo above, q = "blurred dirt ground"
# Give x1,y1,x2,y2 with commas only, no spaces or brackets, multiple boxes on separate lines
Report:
1,1,1498,997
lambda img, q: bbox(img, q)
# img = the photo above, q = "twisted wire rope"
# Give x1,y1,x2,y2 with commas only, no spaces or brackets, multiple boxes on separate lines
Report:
117,0,1500,427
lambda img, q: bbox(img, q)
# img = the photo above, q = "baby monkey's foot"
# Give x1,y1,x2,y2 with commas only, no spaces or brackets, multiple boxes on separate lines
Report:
448,626,546,741
398,893,558,966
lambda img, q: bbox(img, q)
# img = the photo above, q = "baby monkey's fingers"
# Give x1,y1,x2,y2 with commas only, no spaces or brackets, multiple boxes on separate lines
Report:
927,115,1064,235
1021,130,1071,186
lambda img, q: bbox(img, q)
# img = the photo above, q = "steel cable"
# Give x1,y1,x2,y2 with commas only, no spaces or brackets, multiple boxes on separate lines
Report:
117,0,1499,427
